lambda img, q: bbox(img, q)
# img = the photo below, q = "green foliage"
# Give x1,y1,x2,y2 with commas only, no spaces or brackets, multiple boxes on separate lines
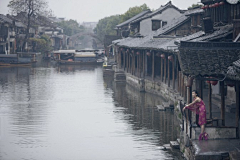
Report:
94,15,120,42
94,3,149,43
120,4,149,23
188,4,203,9
29,34,52,53
57,19,85,36
178,113,182,119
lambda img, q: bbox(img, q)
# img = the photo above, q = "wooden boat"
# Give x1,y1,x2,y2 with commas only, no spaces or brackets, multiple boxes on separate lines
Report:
0,53,36,67
53,49,104,65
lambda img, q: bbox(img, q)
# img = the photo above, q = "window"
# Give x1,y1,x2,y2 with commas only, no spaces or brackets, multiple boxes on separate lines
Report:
152,20,161,31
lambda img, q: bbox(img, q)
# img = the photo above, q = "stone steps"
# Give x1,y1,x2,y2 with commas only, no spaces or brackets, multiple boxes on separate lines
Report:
170,141,180,149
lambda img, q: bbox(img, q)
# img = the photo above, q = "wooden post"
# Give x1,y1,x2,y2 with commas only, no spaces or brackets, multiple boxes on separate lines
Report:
137,52,141,77
236,82,240,138
179,71,182,95
220,81,225,126
198,80,203,100
161,58,163,82
208,83,212,119
187,86,192,136
177,61,179,91
168,58,170,87
152,52,155,80
173,57,175,90
128,53,130,73
182,74,184,97
132,54,134,75
123,52,125,70
143,51,145,78
164,58,167,83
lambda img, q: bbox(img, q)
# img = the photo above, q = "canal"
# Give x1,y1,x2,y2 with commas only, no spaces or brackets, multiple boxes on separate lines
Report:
0,65,181,160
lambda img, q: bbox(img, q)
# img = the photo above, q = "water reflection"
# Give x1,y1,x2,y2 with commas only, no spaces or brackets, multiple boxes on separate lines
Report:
104,78,181,158
0,66,181,160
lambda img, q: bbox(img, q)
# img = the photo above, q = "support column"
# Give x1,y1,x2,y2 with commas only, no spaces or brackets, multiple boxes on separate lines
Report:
220,81,225,126
123,52,126,71
161,58,163,82
152,52,155,80
143,51,145,78
208,83,212,119
164,57,167,83
140,52,142,78
137,52,141,77
173,57,175,90
168,57,170,87
236,81,240,138
179,71,182,95
132,54,134,75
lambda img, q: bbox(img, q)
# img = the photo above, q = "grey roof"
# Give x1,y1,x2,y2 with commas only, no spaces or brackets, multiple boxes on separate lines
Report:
152,14,190,36
178,41,240,77
131,1,183,24
227,59,240,80
184,8,204,16
113,18,204,52
0,14,13,24
116,10,151,27
190,25,233,42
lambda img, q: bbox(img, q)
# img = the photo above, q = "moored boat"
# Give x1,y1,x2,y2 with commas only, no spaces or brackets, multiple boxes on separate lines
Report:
53,49,104,65
0,52,37,67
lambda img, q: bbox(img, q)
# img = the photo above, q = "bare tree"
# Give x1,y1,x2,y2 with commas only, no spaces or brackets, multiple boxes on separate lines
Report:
8,0,49,51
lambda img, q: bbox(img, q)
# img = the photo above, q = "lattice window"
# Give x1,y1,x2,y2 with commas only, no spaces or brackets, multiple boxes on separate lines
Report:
152,20,161,31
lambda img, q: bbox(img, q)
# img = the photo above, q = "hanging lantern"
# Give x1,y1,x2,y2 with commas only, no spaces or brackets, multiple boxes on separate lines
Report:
205,5,209,9
147,52,151,56
201,6,205,9
186,77,194,87
219,2,224,5
215,3,219,7
206,77,210,83
136,52,140,55
168,55,173,61
209,4,213,8
226,81,235,87
160,54,165,59
210,80,218,86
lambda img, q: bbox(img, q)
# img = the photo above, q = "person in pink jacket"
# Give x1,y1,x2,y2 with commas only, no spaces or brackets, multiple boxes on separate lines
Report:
183,90,208,140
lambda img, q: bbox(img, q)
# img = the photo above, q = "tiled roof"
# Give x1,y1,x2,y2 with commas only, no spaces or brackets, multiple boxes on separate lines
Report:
152,14,190,36
116,10,151,27
184,8,204,16
0,14,13,24
178,41,240,77
190,25,233,42
227,59,240,80
113,30,205,52
131,1,183,24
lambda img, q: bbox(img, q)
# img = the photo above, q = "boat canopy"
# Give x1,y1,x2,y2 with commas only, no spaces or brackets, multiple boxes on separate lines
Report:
53,50,76,54
75,52,96,57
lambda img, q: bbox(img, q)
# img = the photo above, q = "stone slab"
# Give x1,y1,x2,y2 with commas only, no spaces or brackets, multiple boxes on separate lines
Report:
192,139,240,160
229,151,240,160
170,141,180,149
163,144,171,150
156,105,165,111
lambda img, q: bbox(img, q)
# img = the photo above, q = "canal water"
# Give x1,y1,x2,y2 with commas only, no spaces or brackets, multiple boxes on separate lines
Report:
0,65,181,160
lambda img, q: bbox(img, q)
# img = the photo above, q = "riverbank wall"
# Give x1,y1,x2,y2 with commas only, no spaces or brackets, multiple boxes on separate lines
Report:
111,66,240,160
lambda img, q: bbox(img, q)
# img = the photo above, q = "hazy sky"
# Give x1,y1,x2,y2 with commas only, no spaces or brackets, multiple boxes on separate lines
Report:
0,0,201,23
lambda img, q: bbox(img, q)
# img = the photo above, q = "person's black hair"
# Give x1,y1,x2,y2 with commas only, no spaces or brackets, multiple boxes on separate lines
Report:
192,90,199,97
